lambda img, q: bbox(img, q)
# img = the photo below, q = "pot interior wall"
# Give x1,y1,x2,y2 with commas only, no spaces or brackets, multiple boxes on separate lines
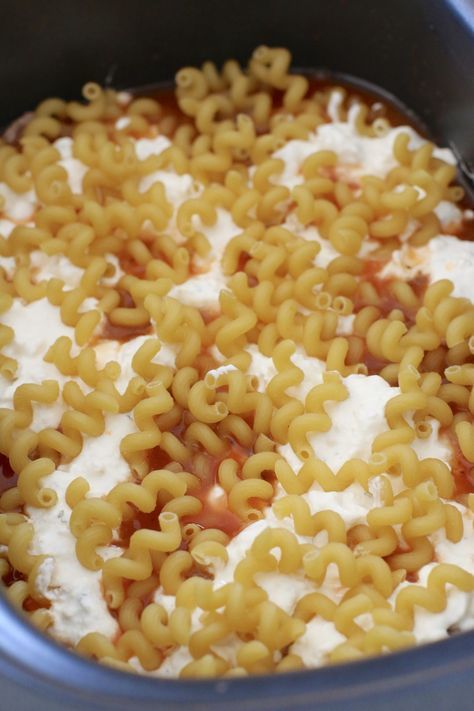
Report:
1,0,473,167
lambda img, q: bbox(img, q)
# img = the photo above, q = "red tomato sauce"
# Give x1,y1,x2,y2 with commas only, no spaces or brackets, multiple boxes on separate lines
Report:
0,453,17,496
354,271,428,326
443,427,474,498
99,320,152,343
117,423,263,549
355,268,429,374
117,251,147,279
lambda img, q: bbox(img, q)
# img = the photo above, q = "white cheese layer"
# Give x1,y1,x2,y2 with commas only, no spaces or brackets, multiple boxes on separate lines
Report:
0,182,36,221
0,254,16,275
273,113,455,190
134,136,237,311
139,169,195,205
281,373,396,471
246,343,327,395
94,335,177,393
435,201,463,231
0,294,108,429
135,135,172,161
326,89,345,122
28,413,136,644
0,300,78,429
291,618,346,666
27,250,124,289
390,522,474,645
246,345,413,472
282,212,378,269
169,208,239,311
29,251,85,288
381,235,474,301
54,137,88,194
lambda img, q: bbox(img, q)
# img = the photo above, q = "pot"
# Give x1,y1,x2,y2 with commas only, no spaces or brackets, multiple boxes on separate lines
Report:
0,1,473,708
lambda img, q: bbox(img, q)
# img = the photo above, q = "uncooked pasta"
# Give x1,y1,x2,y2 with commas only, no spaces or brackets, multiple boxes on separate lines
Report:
0,46,473,678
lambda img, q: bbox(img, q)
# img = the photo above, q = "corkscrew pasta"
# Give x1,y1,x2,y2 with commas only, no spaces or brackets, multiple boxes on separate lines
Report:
0,46,473,679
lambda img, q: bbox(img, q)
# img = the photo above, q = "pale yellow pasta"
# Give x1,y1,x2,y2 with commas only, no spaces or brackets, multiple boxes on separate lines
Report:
159,551,193,595
303,543,359,587
455,421,474,462
1,44,473,679
228,479,273,521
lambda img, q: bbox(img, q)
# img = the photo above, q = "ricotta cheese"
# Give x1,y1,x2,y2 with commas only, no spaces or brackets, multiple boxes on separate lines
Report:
282,212,378,269
169,208,240,311
29,413,137,645
28,414,136,645
115,117,131,130
279,373,397,471
435,200,463,231
381,235,474,301
0,292,111,429
245,343,327,396
168,262,227,312
0,299,78,429
94,335,178,393
29,251,85,288
0,254,17,276
135,135,172,161
326,89,344,122
273,113,454,191
390,545,474,645
139,170,196,206
0,182,36,221
244,344,398,471
291,617,346,666
54,137,88,195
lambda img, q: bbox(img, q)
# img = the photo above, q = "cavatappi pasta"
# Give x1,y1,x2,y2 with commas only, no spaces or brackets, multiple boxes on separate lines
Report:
0,46,474,678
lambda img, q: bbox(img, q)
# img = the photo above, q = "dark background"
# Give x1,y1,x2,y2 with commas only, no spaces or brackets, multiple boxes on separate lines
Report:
1,0,473,160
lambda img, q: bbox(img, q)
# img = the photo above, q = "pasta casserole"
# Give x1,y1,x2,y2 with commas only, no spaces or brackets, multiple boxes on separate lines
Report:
0,46,473,677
